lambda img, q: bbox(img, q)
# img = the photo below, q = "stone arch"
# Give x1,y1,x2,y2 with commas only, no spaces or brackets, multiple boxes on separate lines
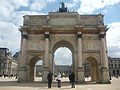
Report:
52,40,75,53
84,56,99,82
28,56,43,82
51,40,76,73
83,53,99,64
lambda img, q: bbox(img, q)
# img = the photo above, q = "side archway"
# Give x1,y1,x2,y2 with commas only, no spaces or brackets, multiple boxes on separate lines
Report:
84,57,99,82
28,56,44,82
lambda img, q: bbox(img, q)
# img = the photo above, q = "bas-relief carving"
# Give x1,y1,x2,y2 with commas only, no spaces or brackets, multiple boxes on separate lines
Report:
82,35,100,50
49,18,76,26
82,35,99,40
82,40,100,51
27,35,45,51
76,16,98,26
29,16,46,26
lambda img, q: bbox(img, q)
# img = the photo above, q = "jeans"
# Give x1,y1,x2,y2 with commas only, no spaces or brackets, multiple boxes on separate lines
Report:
71,82,75,88
57,80,61,88
48,80,52,88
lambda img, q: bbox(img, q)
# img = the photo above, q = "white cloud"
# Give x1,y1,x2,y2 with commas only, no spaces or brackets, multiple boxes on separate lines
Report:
0,0,29,19
106,22,120,57
77,0,120,14
66,2,77,8
0,10,47,54
10,11,46,26
0,0,49,56
29,0,55,11
73,0,79,2
0,21,21,53
54,47,72,65
0,0,47,54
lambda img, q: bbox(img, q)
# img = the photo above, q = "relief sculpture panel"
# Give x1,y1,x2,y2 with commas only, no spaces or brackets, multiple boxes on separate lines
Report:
27,35,45,51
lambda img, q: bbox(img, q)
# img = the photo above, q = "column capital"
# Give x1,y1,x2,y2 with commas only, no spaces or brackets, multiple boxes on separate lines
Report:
99,34,106,38
44,32,50,38
22,34,28,39
77,32,82,38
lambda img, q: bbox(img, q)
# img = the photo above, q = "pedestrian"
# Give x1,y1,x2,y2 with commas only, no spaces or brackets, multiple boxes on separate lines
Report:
47,71,53,88
56,73,62,88
69,72,75,88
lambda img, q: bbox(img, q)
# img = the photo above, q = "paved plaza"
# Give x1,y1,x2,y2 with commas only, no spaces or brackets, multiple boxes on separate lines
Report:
0,77,120,90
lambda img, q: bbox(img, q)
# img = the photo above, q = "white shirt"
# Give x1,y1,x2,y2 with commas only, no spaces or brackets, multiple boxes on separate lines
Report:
56,74,62,81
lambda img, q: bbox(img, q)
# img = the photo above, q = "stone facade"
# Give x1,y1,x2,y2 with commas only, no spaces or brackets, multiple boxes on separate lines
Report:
18,11,110,83
0,48,18,76
109,57,120,77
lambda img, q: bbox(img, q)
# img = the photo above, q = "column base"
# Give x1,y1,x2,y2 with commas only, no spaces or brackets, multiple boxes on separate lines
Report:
17,67,28,83
77,67,85,84
42,67,49,82
98,67,111,84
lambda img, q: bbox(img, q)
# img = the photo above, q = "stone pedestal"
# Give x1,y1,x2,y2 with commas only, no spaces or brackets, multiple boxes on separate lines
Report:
98,67,111,84
77,67,85,83
17,67,27,82
42,67,49,82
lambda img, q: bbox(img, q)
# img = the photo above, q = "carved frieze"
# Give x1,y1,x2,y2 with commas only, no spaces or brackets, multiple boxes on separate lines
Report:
82,35,99,40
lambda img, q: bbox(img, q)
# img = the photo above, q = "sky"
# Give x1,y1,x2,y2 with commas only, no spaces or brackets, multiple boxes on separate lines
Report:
0,0,120,65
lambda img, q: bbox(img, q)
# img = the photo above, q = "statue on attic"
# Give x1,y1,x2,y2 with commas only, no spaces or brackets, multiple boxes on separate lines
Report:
59,2,68,12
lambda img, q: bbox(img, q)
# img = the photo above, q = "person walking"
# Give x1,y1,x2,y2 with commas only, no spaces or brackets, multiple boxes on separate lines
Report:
47,71,53,88
56,73,62,88
69,72,75,88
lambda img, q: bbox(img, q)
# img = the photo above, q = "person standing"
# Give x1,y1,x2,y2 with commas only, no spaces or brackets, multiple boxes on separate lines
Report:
47,71,53,88
69,72,75,88
56,73,62,88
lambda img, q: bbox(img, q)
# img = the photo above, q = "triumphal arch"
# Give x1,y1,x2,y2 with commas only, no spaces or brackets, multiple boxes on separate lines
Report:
18,3,110,83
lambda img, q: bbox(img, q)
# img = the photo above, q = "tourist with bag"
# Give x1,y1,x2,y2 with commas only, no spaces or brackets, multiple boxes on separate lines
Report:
56,73,62,88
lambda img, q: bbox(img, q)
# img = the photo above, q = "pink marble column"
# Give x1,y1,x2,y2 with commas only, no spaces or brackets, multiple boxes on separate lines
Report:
99,31,110,84
42,32,50,82
77,32,85,83
18,33,28,82
100,32,108,68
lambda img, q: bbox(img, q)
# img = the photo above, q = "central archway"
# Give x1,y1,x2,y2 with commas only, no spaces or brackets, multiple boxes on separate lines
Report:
51,40,76,77
54,47,72,79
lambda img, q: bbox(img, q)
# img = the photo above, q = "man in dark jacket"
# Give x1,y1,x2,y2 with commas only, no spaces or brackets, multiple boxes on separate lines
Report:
47,71,53,88
69,72,75,88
